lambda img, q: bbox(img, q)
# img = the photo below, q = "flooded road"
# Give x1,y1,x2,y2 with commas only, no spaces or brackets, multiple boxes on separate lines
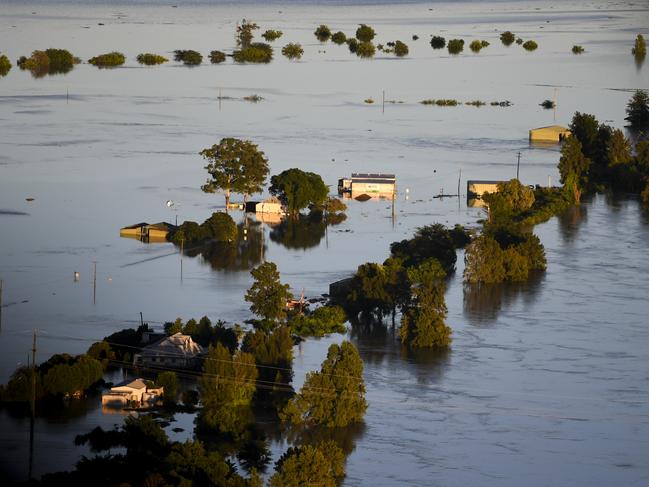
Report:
1,0,648,484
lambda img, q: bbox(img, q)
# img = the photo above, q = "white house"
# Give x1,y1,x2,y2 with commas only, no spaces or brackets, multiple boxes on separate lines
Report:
101,378,164,408
134,333,205,369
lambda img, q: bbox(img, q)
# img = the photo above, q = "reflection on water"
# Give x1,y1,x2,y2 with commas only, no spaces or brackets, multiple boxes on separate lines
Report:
556,203,587,244
269,213,345,251
462,271,544,326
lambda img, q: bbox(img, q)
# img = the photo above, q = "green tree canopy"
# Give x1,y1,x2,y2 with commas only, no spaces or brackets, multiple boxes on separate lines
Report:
389,223,460,273
199,343,258,437
282,43,304,60
269,441,346,487
245,262,293,326
558,136,591,203
201,138,270,207
569,112,600,159
237,19,259,48
157,371,178,405
482,179,535,222
281,341,366,428
355,24,376,42
269,168,328,216
625,90,649,130
314,25,332,42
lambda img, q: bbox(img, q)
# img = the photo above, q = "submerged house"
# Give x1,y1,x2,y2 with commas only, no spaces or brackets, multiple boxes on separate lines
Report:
338,173,396,198
120,222,178,242
101,378,163,408
529,125,571,143
255,196,284,215
466,180,507,208
134,332,205,369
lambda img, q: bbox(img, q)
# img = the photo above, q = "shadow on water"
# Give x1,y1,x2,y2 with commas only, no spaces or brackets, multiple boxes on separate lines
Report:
462,270,545,326
269,213,346,250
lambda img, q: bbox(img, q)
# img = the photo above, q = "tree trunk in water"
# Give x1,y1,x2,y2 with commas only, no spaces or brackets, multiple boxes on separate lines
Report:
225,191,230,213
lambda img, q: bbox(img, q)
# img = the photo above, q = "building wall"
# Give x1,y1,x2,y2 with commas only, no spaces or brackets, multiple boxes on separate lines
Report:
352,182,395,194
529,128,571,142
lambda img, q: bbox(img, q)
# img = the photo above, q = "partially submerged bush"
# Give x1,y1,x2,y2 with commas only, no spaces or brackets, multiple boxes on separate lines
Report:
364,98,374,104
281,43,303,60
261,29,283,41
632,34,646,58
136,53,168,65
447,39,464,54
394,40,409,57
0,54,11,76
522,40,538,51
491,100,512,107
412,34,419,41
209,50,226,64
420,99,459,106
516,38,524,45
356,24,376,42
572,45,584,54
540,99,555,109
174,50,202,65
500,31,515,46
233,43,273,63
466,100,486,107
347,38,359,53
314,24,332,42
469,40,484,52
331,31,347,44
17,48,77,77
356,41,376,58
88,51,125,67
430,36,446,49
243,94,263,102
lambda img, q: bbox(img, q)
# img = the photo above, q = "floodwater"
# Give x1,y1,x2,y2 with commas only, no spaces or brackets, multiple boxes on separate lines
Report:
0,0,648,485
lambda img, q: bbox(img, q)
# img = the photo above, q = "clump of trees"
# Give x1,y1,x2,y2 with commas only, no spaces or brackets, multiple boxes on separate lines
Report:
269,168,328,216
625,89,649,130
289,305,347,337
331,31,347,44
200,137,270,207
393,40,409,57
420,99,460,106
347,38,359,53
540,99,555,109
164,315,239,350
466,100,486,107
173,49,202,65
209,50,226,63
632,34,646,59
17,48,78,77
500,31,516,46
262,29,283,41
233,43,273,63
136,53,167,65
399,259,451,348
88,51,125,67
572,45,585,54
169,211,238,245
0,54,11,76
282,43,304,60
314,25,332,42
522,40,538,51
269,441,345,487
236,19,259,48
156,371,178,405
281,341,366,427
355,24,376,42
430,36,446,49
447,39,464,54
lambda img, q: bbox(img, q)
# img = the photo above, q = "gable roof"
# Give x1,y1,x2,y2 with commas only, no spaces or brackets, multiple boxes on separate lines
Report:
142,333,204,357
112,378,148,391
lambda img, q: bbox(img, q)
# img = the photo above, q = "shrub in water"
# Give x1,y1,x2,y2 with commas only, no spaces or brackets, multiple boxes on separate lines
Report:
347,38,359,54
412,34,419,41
394,40,409,57
209,50,226,64
540,99,555,109
233,43,273,63
136,53,168,65
632,34,646,58
174,50,202,65
0,54,12,76
572,45,584,54
356,24,376,42
261,30,283,42
331,31,347,45
469,40,484,53
522,40,538,51
356,41,376,58
500,31,515,46
314,25,332,42
447,39,464,54
282,43,304,60
430,36,446,49
88,51,125,67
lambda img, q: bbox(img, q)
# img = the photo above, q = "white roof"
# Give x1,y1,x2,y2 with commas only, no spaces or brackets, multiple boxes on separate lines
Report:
142,333,204,357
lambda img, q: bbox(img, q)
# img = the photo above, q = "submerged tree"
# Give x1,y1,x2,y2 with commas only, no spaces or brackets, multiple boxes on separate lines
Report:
269,168,328,216
632,34,646,59
625,90,649,131
245,262,293,328
355,24,376,42
269,441,346,487
399,259,451,348
314,25,332,42
500,31,516,46
201,138,269,207
237,19,260,48
281,341,366,428
282,43,304,60
558,137,591,203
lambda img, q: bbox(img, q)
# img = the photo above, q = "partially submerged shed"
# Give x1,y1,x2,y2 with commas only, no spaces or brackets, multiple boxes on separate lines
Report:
467,180,507,208
338,173,396,198
529,125,571,143
120,222,177,242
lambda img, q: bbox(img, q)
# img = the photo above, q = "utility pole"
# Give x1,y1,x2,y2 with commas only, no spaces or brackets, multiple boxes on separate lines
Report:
219,88,222,111
516,152,521,180
92,261,97,305
180,239,184,282
31,330,37,416
0,279,3,332
382,90,385,114
457,169,462,197
140,311,144,327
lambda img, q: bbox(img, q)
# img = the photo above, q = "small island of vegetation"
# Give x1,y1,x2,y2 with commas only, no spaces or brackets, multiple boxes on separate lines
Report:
88,51,125,67
136,53,168,65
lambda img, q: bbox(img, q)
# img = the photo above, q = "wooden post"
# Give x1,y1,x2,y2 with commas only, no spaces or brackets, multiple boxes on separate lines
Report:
382,90,385,114
93,261,97,304
180,239,184,281
140,311,144,327
516,152,521,180
0,279,3,331
31,330,37,416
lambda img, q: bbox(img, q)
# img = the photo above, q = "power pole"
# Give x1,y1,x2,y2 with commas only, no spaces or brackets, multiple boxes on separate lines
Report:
516,152,521,180
31,330,37,416
382,90,385,114
92,261,97,304
0,279,3,331
180,239,184,282
457,169,462,197
140,311,144,327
